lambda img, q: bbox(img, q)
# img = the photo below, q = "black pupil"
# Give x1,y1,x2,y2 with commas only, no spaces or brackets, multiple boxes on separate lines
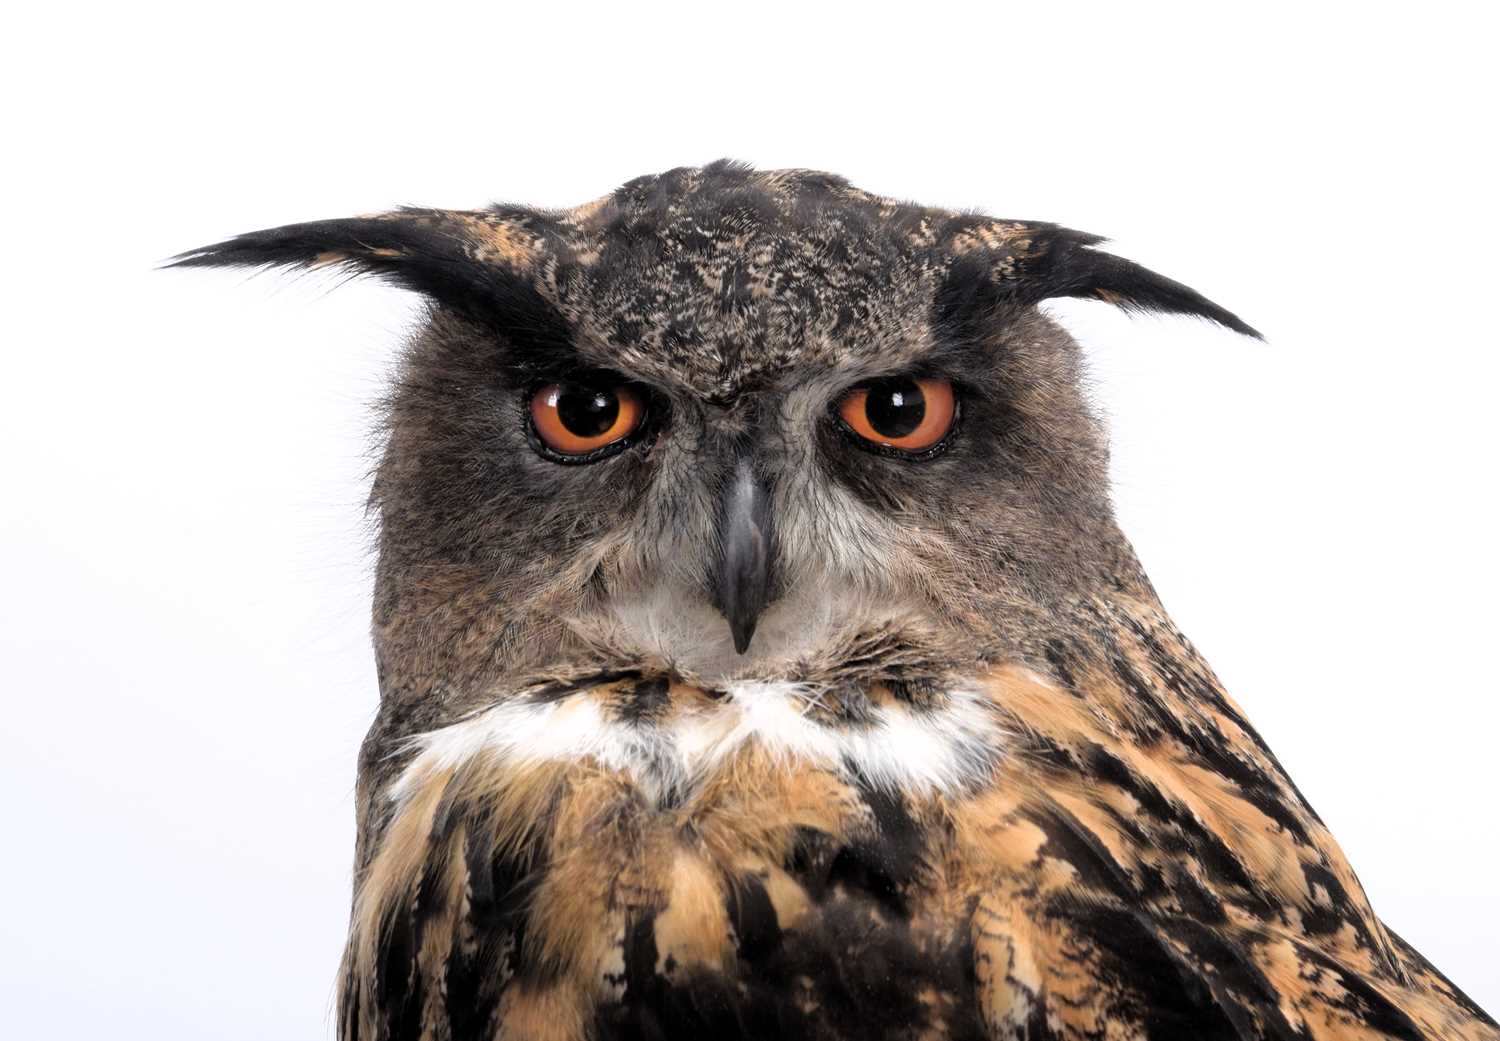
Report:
557,385,620,438
865,377,925,438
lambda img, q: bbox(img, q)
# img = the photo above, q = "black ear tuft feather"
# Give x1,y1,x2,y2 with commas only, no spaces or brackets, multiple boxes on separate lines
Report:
167,210,570,344
168,211,489,291
1016,226,1262,339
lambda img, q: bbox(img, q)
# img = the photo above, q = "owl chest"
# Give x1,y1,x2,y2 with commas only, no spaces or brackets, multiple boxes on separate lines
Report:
352,684,1011,1040
593,825,989,1041
507,776,988,1041
357,752,1000,1040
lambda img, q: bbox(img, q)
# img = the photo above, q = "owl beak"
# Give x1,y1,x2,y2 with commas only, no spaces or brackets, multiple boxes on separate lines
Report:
713,458,775,655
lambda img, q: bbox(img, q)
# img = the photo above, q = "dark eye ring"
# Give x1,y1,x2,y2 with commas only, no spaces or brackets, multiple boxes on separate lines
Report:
527,381,649,463
833,376,959,458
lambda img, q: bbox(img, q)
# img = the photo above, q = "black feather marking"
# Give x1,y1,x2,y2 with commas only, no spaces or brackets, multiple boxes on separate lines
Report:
442,820,538,1039
1052,903,1254,1041
724,871,782,964
340,967,361,1041
603,891,988,1041
525,669,644,705
617,676,670,725
826,774,924,919
1297,944,1429,1041
786,825,841,901
621,909,662,1005
374,896,422,1041
1385,929,1500,1026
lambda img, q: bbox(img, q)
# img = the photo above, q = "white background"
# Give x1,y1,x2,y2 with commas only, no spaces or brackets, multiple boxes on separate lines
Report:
3,4,1496,1037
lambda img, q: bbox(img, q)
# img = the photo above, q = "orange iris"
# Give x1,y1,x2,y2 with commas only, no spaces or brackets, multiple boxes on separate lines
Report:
836,376,956,453
530,382,646,457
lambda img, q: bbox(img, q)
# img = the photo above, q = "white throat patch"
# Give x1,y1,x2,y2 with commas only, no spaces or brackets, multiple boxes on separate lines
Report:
389,680,1004,804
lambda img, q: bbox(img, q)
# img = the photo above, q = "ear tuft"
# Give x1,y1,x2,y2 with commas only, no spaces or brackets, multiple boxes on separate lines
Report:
956,221,1262,339
167,209,563,335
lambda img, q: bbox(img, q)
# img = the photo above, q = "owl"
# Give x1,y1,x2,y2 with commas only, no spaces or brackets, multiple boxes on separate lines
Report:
177,161,1496,1041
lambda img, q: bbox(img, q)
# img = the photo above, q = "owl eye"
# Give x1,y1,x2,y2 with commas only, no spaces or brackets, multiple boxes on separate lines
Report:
529,381,647,461
834,376,957,456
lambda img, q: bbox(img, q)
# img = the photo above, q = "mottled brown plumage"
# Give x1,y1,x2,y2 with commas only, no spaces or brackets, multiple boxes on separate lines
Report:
178,161,1496,1040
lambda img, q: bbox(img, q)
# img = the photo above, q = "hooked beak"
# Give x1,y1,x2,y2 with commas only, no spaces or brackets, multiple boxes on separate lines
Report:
712,458,775,654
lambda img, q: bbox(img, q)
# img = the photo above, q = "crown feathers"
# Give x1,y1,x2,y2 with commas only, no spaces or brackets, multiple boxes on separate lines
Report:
170,187,1261,342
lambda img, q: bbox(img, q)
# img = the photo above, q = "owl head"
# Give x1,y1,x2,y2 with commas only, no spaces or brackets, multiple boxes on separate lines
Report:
175,161,1255,707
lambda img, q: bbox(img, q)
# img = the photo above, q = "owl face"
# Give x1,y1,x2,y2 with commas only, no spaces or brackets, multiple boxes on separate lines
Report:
176,161,1254,704
377,307,1101,691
